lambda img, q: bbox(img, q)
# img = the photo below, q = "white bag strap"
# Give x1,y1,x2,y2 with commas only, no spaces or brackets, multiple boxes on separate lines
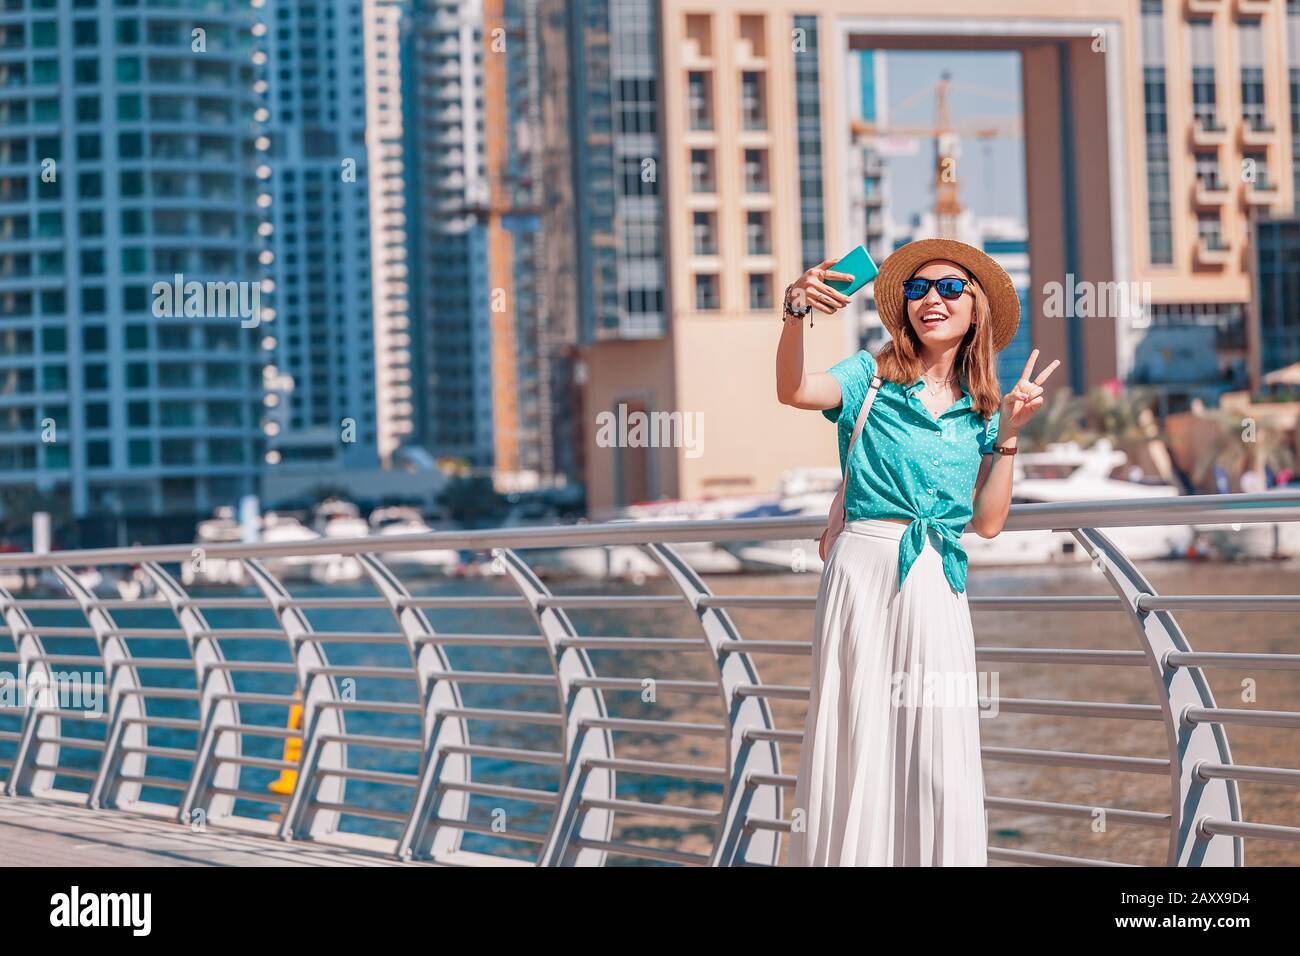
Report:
822,375,883,551
841,375,883,479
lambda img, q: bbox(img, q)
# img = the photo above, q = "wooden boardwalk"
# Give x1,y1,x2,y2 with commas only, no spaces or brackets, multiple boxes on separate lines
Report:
0,795,465,866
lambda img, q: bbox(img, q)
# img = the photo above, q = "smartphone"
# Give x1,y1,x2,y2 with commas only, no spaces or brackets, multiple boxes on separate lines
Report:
824,244,879,296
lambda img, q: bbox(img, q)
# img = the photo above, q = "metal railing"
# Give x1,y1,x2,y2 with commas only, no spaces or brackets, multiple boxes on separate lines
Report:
0,491,1298,866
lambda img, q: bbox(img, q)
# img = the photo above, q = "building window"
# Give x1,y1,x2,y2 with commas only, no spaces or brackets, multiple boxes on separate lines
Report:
160,440,194,466
694,273,720,310
623,289,663,314
1241,67,1268,131
1194,152,1221,189
84,364,108,390
1191,66,1219,129
616,77,657,135
86,440,111,469
747,210,770,255
1188,20,1219,130
1239,20,1268,131
1197,213,1225,249
618,156,658,196
748,273,773,310
743,148,768,193
687,71,713,130
741,71,766,130
689,149,715,192
693,211,717,255
86,403,110,429
1244,151,1270,189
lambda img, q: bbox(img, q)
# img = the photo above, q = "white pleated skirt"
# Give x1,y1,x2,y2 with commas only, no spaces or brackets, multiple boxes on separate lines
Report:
787,518,988,866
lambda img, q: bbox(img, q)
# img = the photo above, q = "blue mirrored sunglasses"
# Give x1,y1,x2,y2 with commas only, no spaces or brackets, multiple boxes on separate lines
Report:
902,277,970,301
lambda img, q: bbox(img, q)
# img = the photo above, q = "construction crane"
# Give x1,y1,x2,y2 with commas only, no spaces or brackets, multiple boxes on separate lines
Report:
850,71,1022,238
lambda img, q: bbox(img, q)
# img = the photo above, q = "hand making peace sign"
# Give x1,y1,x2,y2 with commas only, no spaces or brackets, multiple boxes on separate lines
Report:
999,349,1060,435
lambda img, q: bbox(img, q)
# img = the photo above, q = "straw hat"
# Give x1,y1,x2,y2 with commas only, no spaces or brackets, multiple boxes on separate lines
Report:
873,238,1020,353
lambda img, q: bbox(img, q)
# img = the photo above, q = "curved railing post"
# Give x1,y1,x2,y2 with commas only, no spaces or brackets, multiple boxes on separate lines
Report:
242,559,347,841
1071,527,1243,866
646,543,781,866
141,561,241,825
356,553,471,859
1,584,60,798
52,566,145,810
497,548,615,866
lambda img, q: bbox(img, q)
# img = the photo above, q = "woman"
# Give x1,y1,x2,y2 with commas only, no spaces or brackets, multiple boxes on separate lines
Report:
775,238,1059,866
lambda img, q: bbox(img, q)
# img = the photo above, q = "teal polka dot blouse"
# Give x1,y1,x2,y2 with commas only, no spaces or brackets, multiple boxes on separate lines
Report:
822,348,1000,594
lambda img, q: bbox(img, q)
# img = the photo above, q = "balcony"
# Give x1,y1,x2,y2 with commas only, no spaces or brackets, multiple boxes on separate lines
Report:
1244,177,1281,206
681,38,713,69
1234,0,1271,14
1240,116,1277,147
1191,115,1230,147
1196,234,1233,265
1193,177,1230,207
734,35,767,68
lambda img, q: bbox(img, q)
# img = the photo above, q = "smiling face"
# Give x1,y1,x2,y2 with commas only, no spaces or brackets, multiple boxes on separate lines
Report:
904,259,977,351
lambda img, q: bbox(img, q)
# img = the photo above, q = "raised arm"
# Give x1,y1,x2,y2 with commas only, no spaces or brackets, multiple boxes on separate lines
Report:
776,259,853,410
970,349,1059,537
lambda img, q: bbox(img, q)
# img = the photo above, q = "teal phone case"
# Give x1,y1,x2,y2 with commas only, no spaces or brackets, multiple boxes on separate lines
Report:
824,244,879,296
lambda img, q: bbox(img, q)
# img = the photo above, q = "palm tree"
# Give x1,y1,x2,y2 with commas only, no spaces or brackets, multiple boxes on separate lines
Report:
1082,383,1189,482
1189,407,1296,492
1086,383,1163,446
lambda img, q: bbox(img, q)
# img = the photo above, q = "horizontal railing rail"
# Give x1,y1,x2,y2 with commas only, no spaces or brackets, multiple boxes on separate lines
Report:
0,491,1294,569
0,491,1296,867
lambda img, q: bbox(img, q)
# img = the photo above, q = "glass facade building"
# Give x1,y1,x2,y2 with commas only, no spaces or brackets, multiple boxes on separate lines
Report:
259,0,407,470
0,0,266,529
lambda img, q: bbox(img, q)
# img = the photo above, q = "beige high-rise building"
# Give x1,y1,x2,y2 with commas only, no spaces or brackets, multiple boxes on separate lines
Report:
582,0,1298,517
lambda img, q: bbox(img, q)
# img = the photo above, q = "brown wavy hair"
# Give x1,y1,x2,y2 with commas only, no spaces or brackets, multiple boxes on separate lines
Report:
873,263,1002,420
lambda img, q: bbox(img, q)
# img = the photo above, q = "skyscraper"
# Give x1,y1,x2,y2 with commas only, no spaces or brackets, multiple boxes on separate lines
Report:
0,3,266,532
407,0,496,468
408,0,581,491
258,0,413,472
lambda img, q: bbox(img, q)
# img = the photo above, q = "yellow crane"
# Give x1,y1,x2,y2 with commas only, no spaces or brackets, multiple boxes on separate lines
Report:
850,71,1022,238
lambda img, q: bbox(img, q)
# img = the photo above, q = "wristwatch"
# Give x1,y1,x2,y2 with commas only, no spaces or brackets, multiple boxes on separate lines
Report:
783,283,813,325
991,443,1018,456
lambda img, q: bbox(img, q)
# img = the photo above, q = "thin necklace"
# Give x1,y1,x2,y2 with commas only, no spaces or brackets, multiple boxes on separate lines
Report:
922,370,955,397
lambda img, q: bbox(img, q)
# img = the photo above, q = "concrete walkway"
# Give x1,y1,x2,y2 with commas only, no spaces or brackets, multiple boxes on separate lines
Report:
0,795,424,866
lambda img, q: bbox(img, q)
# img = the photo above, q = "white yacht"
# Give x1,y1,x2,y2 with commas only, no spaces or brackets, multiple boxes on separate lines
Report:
260,512,321,583
497,500,666,583
310,499,368,584
715,471,837,574
115,565,158,601
720,442,1193,573
960,438,1192,565
572,491,783,580
369,506,461,576
183,506,248,587
1196,480,1300,560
